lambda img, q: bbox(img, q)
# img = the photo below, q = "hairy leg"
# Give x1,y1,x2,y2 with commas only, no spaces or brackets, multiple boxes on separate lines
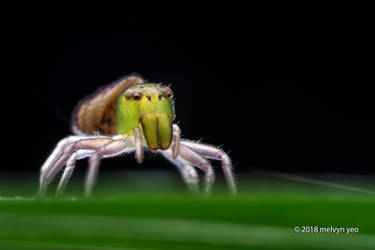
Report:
171,124,181,159
55,152,77,196
85,138,132,197
177,144,215,194
133,127,144,163
40,136,82,185
38,135,128,197
181,140,237,194
162,149,199,192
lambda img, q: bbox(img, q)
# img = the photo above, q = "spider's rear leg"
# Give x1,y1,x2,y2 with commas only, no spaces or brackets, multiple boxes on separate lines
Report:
38,136,115,198
181,140,237,195
177,144,215,194
54,148,98,196
39,136,82,187
162,149,199,192
55,152,78,196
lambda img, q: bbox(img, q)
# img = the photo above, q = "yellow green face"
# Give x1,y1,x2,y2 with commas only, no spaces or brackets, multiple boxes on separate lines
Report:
116,84,175,150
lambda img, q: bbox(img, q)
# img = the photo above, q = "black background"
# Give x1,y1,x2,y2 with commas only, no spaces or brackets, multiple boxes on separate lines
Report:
4,21,374,176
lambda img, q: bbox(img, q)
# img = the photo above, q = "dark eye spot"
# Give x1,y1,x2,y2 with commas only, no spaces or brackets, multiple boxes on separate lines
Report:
165,87,173,98
158,94,163,100
146,94,151,101
124,93,132,100
134,93,142,100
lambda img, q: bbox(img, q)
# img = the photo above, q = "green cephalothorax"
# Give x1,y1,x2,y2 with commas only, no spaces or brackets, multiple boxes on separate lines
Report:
116,83,175,150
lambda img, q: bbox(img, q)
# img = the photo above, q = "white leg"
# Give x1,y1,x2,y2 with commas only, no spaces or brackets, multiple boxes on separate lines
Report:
55,152,77,196
54,149,96,196
85,152,100,198
133,127,144,163
162,149,199,192
38,135,130,197
85,139,132,197
177,144,215,194
181,140,236,194
38,136,113,197
41,137,112,184
171,124,181,159
40,136,82,187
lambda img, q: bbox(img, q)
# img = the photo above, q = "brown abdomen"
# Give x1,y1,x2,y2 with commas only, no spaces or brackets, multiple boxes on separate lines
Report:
72,75,144,135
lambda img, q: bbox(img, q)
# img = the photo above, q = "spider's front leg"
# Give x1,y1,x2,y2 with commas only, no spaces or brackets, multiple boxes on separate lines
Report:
181,140,237,194
133,127,144,163
160,124,197,192
173,144,215,193
171,124,181,159
163,124,214,193
162,149,199,192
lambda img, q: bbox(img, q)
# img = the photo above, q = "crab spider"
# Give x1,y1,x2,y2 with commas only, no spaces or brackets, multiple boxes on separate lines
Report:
38,75,236,197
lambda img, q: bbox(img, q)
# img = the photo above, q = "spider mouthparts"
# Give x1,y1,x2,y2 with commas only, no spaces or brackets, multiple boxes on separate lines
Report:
140,113,172,151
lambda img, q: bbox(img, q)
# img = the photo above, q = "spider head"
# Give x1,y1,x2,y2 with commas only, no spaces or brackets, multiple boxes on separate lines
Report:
116,84,175,150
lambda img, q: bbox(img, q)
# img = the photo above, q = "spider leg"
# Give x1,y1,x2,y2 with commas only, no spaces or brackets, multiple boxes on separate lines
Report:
133,127,144,163
84,138,132,197
38,135,120,197
180,140,237,195
55,152,77,196
171,124,181,159
40,136,82,187
54,148,99,196
177,144,215,194
162,149,199,192
41,137,114,186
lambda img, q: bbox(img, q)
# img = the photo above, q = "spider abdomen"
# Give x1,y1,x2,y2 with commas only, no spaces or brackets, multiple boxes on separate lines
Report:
72,75,144,136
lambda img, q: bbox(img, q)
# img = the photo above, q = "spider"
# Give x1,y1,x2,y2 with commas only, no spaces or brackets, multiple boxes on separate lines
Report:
38,75,236,197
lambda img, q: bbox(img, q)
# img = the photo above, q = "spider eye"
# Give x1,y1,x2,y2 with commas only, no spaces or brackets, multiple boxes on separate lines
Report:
164,88,173,98
133,93,142,100
158,94,163,100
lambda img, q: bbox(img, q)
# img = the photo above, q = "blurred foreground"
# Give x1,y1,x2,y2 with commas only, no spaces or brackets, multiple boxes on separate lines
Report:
0,171,375,250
